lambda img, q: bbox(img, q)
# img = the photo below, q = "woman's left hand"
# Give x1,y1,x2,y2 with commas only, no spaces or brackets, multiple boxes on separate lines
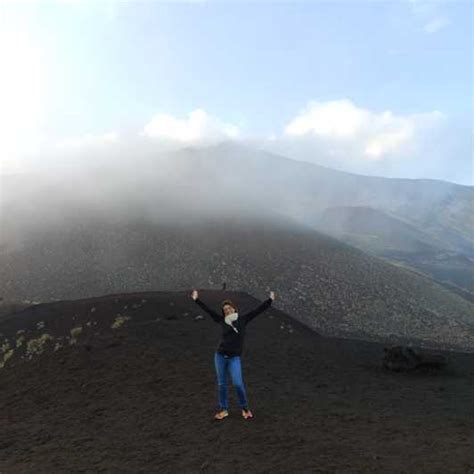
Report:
269,291,275,301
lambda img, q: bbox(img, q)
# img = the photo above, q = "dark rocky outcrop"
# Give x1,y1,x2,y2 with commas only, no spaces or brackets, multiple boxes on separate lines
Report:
383,345,448,372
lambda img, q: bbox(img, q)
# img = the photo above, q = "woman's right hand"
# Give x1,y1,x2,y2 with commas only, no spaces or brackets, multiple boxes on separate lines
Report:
191,289,198,300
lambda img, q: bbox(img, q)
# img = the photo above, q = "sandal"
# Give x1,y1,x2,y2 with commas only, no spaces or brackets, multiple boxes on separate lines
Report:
214,409,229,420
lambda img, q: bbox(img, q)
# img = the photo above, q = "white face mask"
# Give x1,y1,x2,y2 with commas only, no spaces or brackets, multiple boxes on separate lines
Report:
224,312,239,332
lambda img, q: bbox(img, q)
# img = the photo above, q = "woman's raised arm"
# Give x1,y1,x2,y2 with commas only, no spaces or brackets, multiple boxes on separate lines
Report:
243,291,275,324
191,289,221,323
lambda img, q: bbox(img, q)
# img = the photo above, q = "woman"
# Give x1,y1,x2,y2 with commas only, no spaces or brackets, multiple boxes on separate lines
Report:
191,289,275,421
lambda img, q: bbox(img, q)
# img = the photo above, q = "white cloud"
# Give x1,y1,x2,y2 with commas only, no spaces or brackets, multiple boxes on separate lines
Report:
423,16,451,33
142,109,240,143
256,98,472,183
283,99,444,161
285,99,369,139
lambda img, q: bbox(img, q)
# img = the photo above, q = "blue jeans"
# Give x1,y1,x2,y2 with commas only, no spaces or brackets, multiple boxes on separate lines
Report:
214,352,249,410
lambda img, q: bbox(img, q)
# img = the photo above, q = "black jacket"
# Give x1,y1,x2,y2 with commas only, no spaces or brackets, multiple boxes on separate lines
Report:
193,297,273,357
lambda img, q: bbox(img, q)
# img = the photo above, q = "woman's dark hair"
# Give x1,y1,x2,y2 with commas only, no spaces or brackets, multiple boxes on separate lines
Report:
221,299,238,316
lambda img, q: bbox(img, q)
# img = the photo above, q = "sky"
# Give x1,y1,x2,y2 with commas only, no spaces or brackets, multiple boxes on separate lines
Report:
0,0,472,185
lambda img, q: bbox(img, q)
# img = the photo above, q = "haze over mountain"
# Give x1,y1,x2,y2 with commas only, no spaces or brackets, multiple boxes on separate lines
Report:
2,141,472,290
2,142,473,244
1,142,473,351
